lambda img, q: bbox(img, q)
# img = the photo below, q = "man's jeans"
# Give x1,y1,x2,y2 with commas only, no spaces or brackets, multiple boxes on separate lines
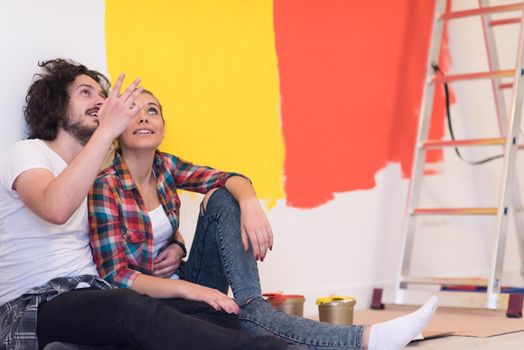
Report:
37,288,295,350
182,188,365,350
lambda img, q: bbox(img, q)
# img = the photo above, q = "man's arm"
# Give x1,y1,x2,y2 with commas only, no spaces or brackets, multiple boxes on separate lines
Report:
14,75,143,224
153,230,185,278
15,130,116,224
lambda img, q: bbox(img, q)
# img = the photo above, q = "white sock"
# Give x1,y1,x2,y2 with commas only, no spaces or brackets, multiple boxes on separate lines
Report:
367,295,438,350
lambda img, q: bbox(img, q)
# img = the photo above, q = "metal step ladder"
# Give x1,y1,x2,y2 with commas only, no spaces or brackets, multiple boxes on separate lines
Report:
374,0,524,316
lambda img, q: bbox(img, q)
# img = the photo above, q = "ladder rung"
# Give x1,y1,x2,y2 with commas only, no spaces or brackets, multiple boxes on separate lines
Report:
413,208,498,215
490,17,521,26
422,138,506,148
402,276,488,287
440,3,523,20
500,82,514,89
432,69,514,83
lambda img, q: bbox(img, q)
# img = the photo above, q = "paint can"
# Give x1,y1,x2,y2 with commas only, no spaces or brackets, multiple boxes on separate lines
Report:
316,295,356,325
264,293,305,317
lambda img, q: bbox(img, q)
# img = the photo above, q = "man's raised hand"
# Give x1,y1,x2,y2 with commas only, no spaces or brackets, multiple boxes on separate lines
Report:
96,73,144,139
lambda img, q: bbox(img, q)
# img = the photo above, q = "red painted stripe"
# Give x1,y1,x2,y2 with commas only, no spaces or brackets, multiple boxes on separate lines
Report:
274,0,447,208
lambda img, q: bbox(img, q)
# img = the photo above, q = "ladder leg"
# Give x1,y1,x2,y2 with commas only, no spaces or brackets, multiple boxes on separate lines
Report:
395,0,448,304
487,7,524,309
479,0,524,278
511,185,524,275
506,293,523,318
371,288,385,310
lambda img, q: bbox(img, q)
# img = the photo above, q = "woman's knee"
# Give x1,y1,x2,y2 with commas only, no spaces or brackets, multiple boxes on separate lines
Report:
202,188,239,214
202,188,220,212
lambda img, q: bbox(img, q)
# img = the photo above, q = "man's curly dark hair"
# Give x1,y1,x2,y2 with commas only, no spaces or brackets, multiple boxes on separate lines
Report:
24,59,110,140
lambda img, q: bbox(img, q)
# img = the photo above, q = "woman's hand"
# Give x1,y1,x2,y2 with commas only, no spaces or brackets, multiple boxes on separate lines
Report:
181,283,240,314
239,197,273,262
153,243,184,278
223,175,274,261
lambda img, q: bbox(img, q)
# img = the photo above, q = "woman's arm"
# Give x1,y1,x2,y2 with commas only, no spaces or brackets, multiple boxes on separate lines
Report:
169,155,239,194
89,177,144,288
224,176,273,262
132,274,239,314
169,155,272,261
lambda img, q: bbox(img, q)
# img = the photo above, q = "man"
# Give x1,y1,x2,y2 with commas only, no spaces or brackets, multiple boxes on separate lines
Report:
0,59,297,350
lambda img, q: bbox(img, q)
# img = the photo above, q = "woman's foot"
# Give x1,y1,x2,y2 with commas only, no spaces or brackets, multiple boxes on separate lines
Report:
366,295,439,350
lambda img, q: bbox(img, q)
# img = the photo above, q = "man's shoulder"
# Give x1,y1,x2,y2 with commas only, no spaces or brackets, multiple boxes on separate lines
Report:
0,139,50,192
1,139,49,169
4,139,44,156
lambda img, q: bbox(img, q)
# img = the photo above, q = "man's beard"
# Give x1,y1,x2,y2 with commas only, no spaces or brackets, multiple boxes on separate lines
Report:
62,114,98,146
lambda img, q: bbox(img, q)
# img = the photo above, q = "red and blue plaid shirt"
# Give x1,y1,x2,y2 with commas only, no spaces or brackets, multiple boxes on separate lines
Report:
88,151,241,288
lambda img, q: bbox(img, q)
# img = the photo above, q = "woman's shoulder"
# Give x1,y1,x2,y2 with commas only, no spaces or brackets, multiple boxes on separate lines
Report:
156,150,178,160
94,165,119,186
155,150,184,168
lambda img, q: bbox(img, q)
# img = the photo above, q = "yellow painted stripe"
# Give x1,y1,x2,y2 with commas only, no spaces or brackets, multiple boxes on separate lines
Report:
105,0,284,207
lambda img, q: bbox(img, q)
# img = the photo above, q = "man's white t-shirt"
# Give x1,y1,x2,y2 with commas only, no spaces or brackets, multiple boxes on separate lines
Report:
0,139,98,305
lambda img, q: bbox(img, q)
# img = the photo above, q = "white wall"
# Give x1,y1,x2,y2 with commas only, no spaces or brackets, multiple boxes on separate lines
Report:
0,0,107,151
1,0,523,317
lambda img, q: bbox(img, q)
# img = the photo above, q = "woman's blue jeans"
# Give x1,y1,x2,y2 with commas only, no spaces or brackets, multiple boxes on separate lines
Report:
181,188,365,350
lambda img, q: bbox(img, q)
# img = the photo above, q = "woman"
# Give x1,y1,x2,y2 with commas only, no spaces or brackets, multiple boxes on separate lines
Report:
88,90,438,350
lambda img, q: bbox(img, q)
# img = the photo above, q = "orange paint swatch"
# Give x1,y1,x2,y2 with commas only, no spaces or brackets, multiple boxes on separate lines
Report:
274,0,446,208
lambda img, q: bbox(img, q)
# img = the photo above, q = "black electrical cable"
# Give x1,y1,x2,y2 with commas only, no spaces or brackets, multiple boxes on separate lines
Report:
431,62,504,165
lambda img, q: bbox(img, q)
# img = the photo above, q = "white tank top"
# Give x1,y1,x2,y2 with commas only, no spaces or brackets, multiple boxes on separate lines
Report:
149,204,173,256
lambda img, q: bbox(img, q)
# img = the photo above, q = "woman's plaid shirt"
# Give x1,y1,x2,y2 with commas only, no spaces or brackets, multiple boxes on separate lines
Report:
88,151,241,289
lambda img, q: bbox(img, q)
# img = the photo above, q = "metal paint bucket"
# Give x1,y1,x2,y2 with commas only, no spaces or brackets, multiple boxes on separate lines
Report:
264,293,305,317
316,296,356,325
